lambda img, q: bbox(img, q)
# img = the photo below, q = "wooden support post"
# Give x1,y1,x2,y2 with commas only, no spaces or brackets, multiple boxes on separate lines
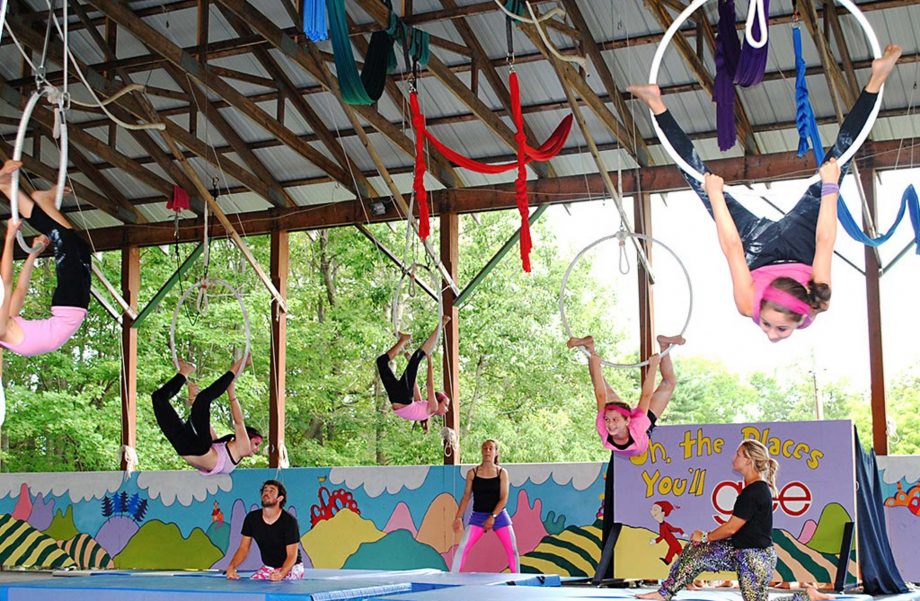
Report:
120,246,140,471
861,167,887,455
440,211,460,465
269,229,289,468
635,193,655,378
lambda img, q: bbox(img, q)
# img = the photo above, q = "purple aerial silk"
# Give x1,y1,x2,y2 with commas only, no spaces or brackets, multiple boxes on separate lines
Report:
714,0,741,150
734,0,770,86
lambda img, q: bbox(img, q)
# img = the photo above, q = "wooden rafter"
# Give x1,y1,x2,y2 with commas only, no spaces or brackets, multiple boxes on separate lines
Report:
797,0,855,118
86,0,361,199
162,62,296,208
60,135,920,253
560,0,652,167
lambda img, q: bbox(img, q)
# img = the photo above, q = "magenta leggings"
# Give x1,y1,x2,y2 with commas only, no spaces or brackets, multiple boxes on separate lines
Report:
451,525,519,573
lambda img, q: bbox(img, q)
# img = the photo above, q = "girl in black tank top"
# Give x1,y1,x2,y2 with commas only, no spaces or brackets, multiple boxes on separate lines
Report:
450,439,519,573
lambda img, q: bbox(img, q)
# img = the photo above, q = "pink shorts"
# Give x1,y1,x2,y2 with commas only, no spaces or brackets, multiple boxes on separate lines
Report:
251,563,304,581
393,400,434,421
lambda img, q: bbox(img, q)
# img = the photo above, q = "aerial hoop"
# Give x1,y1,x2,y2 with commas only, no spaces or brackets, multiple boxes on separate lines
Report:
647,0,882,189
10,86,69,254
559,231,693,369
170,277,251,372
390,263,444,348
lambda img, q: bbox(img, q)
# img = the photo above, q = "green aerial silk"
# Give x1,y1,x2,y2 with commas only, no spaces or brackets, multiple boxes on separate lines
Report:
327,0,429,105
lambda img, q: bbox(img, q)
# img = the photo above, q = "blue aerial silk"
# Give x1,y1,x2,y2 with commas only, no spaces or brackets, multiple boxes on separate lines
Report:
794,27,919,252
303,0,328,42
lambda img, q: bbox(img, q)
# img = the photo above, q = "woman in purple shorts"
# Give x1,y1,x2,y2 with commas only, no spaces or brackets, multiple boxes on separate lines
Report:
452,439,519,573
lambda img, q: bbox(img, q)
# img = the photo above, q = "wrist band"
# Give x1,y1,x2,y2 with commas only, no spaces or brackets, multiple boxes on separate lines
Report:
700,531,708,544
821,182,839,196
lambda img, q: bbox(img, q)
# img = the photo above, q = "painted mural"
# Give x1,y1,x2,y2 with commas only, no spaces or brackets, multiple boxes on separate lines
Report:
0,419,912,584
612,421,858,583
877,455,920,583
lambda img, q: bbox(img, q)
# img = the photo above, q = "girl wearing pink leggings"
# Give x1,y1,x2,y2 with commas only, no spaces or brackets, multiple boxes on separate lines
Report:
0,160,91,358
451,439,519,573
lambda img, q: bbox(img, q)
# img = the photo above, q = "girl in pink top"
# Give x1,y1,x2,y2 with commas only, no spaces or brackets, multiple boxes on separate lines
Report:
627,45,902,342
0,160,91,357
568,335,683,457
152,354,263,476
376,316,451,432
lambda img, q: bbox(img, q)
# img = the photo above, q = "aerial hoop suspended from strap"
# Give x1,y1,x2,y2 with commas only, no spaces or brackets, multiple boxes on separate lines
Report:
9,86,68,254
558,230,693,369
647,0,883,190
170,277,252,372
390,262,445,348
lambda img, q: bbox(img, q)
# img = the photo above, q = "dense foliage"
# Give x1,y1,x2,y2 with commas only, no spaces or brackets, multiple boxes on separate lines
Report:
0,210,914,472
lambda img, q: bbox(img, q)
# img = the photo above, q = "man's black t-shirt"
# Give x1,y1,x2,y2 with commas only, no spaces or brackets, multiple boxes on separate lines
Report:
241,509,302,568
731,480,774,549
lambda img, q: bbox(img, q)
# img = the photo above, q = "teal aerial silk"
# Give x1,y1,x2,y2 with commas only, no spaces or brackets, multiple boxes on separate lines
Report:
793,26,919,252
327,0,429,105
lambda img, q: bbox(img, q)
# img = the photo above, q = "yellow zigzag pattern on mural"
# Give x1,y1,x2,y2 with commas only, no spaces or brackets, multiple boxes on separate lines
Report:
0,514,75,569
520,523,602,577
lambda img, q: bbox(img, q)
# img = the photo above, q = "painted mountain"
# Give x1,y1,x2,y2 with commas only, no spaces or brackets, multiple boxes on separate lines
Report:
0,514,75,569
520,519,602,577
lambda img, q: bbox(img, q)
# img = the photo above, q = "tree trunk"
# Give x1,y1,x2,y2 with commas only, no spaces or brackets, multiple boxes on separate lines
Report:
462,355,487,438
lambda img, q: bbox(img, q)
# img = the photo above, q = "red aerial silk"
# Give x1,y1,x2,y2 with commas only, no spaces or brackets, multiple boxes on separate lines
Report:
411,71,572,271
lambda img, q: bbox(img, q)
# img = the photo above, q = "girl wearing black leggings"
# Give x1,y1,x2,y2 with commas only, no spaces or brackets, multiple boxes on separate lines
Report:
627,44,901,343
152,354,262,476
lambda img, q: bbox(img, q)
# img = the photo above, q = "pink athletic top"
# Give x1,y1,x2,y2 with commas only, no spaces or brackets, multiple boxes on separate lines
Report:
750,263,815,329
596,407,652,457
393,399,434,422
0,306,88,357
197,442,239,477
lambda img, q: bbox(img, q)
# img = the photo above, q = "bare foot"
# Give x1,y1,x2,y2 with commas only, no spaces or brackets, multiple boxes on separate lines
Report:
636,592,665,600
657,334,686,350
805,586,834,601
177,358,197,377
440,314,451,327
567,335,594,351
627,84,666,113
867,44,902,92
32,185,71,205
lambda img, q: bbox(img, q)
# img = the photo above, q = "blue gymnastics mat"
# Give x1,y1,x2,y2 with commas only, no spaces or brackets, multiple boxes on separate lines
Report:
0,569,561,601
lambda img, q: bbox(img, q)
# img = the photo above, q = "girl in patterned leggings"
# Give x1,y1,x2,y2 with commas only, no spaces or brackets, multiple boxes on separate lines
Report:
637,440,834,601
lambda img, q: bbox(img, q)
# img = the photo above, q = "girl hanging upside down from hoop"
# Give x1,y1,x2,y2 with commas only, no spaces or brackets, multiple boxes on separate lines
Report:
568,335,684,457
627,44,902,342
0,160,91,357
152,354,262,476
377,315,451,429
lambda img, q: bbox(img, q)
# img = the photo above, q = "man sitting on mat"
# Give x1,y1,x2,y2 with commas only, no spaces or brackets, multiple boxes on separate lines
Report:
225,480,304,581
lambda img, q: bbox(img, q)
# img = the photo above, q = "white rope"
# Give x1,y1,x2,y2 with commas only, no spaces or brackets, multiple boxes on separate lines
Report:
744,0,769,49
119,445,139,474
524,1,586,67
493,0,562,24
441,426,458,458
390,263,444,347
559,231,693,369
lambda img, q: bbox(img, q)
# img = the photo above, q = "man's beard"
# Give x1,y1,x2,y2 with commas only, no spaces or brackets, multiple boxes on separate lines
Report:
261,498,278,508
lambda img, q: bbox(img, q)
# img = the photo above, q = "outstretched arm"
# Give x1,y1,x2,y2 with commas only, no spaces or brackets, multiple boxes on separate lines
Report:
636,354,661,413
0,221,20,337
588,352,621,412
227,381,253,458
425,355,438,413
453,469,475,532
703,174,755,316
10,237,47,316
225,535,252,579
811,159,840,291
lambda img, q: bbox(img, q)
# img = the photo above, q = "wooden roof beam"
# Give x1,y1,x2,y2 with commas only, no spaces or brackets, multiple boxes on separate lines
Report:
73,136,920,252
797,0,855,117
